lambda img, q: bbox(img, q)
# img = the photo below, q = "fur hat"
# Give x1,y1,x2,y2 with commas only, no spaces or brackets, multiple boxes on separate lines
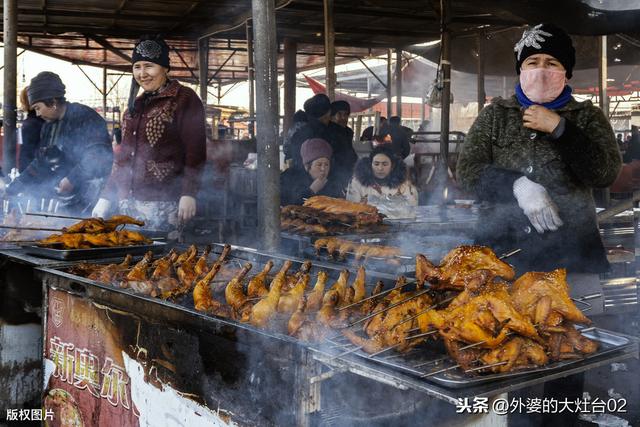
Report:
304,94,331,119
301,138,332,165
514,23,575,79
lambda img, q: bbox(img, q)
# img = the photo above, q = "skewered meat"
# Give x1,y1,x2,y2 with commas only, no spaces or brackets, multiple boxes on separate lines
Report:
480,337,549,373
250,261,292,328
285,261,312,291
62,215,144,234
546,324,598,361
281,218,329,235
247,260,274,298
194,245,212,277
303,196,377,216
329,269,350,302
38,230,151,249
278,272,309,314
416,246,515,291
89,254,133,283
193,248,232,316
174,245,197,266
224,263,253,312
123,251,155,296
351,266,366,303
314,237,403,265
360,281,384,316
288,296,308,336
306,271,328,312
316,290,342,328
437,281,541,348
510,269,591,328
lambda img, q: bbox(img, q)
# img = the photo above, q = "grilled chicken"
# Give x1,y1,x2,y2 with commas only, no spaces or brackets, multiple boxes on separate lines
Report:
288,296,308,336
194,245,212,277
510,269,591,328
316,290,342,328
480,337,549,373
360,281,384,316
329,269,350,302
88,254,133,283
246,260,274,298
417,245,515,290
193,262,226,314
546,324,598,361
249,261,292,328
351,266,366,303
306,271,328,312
123,251,155,295
278,272,309,314
224,263,252,312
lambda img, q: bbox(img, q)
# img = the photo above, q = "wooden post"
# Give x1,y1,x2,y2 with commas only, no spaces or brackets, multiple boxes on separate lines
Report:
246,21,255,137
251,0,280,251
323,0,336,101
395,47,403,119
3,0,17,173
386,49,392,118
476,32,486,113
198,37,209,105
283,38,297,135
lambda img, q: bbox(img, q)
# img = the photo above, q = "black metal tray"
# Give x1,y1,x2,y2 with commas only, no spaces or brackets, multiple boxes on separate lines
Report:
21,241,168,260
326,327,639,389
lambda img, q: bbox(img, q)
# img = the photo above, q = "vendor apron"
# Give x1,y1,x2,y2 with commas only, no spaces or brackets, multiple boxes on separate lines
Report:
566,273,604,316
118,199,178,232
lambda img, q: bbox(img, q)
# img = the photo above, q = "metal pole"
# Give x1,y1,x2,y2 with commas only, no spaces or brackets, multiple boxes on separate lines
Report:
283,37,297,135
3,0,17,174
246,21,255,137
386,49,392,118
198,37,209,105
598,35,609,116
395,47,403,119
440,0,452,165
102,66,108,119
476,32,486,113
323,0,336,101
251,0,280,251
598,35,610,207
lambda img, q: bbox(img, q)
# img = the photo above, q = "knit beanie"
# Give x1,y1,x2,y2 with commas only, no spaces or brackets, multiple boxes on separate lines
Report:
301,138,333,165
132,36,171,69
331,100,351,116
514,23,575,79
303,94,331,119
27,72,66,105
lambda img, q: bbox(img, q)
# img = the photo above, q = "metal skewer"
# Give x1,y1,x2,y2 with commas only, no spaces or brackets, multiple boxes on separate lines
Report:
0,224,62,232
342,289,432,328
328,345,363,361
337,280,414,311
464,360,509,373
499,248,521,260
24,212,85,220
391,296,455,329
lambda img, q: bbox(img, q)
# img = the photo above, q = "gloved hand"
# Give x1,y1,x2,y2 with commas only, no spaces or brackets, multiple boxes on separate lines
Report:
513,176,563,233
92,198,111,218
178,195,197,222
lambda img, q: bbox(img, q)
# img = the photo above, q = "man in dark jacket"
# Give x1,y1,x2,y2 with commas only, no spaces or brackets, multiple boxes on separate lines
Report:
326,100,358,190
7,71,113,215
285,94,332,170
379,116,411,159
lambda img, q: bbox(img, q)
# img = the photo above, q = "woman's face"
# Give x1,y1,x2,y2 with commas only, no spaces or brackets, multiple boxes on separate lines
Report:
520,53,566,72
372,153,392,180
132,61,168,92
306,157,330,180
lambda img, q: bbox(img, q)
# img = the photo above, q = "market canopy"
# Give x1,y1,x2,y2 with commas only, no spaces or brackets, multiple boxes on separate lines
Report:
3,0,640,85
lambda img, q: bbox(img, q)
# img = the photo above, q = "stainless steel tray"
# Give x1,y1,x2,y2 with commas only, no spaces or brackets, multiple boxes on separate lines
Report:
327,327,639,389
22,241,168,260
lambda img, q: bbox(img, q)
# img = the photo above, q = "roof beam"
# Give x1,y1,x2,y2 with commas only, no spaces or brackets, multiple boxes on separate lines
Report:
86,34,132,63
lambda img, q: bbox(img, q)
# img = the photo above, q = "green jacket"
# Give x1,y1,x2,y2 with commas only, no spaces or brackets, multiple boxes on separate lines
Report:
456,95,621,274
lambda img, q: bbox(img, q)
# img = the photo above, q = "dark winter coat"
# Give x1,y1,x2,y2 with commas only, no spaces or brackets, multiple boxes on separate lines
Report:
326,122,358,190
10,102,112,212
280,167,344,206
285,118,330,170
18,110,44,172
456,95,621,274
101,80,206,202
378,122,411,159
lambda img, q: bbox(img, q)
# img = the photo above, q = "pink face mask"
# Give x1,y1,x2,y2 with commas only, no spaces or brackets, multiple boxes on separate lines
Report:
520,68,567,103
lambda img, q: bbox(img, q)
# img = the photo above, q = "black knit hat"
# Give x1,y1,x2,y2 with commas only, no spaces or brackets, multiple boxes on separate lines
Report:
304,94,331,119
132,36,171,69
514,23,575,79
330,100,351,116
27,71,66,105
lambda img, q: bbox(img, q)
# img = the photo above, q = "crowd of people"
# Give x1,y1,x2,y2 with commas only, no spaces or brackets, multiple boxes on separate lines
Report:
281,93,418,218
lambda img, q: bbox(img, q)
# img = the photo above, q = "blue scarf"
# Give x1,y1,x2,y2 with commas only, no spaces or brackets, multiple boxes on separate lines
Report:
515,83,573,110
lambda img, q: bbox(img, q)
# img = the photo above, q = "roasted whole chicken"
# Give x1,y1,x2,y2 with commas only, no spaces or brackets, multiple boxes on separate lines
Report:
480,337,549,373
416,246,515,291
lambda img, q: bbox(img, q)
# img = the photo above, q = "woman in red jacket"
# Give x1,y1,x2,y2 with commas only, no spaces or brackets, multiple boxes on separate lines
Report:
93,36,206,231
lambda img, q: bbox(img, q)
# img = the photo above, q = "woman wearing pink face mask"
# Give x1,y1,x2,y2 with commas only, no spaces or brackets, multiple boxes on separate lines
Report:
457,23,621,276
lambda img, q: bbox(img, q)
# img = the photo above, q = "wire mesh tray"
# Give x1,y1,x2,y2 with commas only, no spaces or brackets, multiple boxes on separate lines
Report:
22,241,168,260
326,327,639,389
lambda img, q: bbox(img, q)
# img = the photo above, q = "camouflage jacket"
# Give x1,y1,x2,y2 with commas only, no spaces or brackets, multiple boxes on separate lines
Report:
456,95,621,274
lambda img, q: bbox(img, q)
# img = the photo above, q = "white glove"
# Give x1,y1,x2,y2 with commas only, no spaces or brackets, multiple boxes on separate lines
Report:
91,198,111,218
178,195,197,222
513,176,563,234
